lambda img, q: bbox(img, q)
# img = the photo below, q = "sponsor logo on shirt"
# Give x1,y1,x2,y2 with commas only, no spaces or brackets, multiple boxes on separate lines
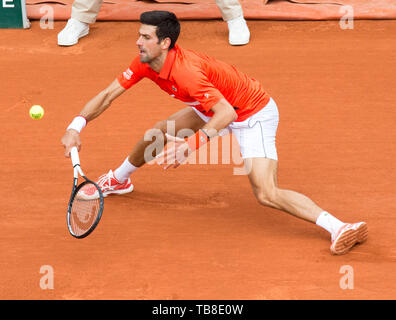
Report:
204,93,210,99
123,68,133,80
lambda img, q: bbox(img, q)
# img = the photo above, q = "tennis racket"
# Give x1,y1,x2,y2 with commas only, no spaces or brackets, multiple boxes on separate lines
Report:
67,147,104,239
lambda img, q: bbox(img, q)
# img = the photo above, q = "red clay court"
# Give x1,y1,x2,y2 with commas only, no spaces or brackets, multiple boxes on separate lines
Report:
1,4,396,299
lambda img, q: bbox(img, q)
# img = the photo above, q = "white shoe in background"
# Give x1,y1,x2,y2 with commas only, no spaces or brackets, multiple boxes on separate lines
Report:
58,18,90,46
227,15,250,46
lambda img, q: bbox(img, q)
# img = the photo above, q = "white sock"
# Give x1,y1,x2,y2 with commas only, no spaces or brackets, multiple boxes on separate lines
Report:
316,211,345,237
114,157,138,183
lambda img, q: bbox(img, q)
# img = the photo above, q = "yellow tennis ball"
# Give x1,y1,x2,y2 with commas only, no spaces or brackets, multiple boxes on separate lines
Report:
29,105,44,120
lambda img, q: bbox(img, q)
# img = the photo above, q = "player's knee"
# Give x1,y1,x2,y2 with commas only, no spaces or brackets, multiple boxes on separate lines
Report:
153,120,167,133
256,187,279,208
151,120,169,144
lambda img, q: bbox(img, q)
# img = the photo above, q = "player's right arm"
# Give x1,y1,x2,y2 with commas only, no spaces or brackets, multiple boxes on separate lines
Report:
79,79,125,122
61,79,125,157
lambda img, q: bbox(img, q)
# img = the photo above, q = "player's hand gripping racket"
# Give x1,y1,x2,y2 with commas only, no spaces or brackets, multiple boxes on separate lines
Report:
67,147,104,238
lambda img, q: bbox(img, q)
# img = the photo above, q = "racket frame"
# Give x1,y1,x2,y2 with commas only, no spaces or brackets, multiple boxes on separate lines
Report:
67,147,104,239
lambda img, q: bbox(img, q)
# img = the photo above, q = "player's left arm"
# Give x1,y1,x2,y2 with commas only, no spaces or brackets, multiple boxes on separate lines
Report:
156,99,237,169
200,98,237,138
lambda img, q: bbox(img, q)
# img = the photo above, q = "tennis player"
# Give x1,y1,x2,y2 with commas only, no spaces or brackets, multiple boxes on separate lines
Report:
61,11,367,255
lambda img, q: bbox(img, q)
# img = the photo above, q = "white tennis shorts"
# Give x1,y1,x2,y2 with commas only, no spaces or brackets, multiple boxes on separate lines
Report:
192,98,279,160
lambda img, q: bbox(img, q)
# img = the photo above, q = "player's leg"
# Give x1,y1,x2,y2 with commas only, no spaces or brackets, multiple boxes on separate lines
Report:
233,98,333,224
245,157,368,254
246,157,324,223
234,98,367,254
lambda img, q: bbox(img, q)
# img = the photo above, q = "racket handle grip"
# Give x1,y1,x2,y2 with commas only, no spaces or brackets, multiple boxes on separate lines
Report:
70,147,80,167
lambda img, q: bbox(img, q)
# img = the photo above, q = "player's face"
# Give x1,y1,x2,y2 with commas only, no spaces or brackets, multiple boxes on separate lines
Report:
136,24,163,63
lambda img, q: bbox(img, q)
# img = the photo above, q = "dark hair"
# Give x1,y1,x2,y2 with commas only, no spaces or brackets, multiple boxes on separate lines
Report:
140,11,180,50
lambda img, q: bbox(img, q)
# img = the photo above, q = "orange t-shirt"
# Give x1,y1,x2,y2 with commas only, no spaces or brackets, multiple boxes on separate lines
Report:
117,44,270,122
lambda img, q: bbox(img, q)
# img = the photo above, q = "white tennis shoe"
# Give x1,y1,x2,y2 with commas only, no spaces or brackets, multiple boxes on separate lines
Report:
58,18,89,46
227,16,250,46
330,222,368,255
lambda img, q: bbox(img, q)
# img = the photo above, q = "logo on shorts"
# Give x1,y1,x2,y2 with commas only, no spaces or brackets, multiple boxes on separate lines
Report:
172,85,177,92
204,93,210,99
123,68,133,80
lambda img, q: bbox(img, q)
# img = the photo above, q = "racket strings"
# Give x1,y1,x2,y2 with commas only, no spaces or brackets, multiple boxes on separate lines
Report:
70,183,101,236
